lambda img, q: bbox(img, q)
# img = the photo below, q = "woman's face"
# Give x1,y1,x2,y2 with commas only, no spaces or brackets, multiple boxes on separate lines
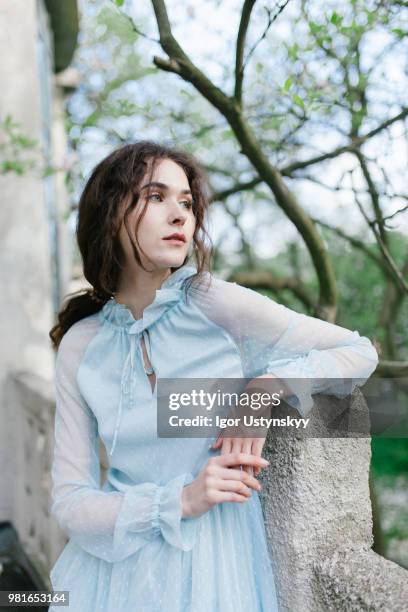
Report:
118,158,196,272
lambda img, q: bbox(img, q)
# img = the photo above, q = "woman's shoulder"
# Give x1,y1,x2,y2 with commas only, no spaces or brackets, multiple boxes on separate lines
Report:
188,270,294,338
189,270,241,297
188,270,275,333
57,313,101,361
189,270,267,308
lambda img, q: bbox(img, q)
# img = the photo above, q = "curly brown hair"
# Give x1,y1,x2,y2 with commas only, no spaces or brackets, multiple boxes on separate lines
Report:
49,141,213,350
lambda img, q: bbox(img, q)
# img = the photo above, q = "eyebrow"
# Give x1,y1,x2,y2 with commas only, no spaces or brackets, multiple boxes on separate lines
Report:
140,181,192,196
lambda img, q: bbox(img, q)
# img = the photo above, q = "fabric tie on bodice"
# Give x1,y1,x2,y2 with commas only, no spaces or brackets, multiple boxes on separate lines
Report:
99,265,197,457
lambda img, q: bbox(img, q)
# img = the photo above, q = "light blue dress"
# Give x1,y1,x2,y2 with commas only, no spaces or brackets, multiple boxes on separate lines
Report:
49,264,379,611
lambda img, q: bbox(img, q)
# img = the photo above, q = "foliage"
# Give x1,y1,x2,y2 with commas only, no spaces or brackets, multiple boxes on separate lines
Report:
371,438,408,477
0,115,39,175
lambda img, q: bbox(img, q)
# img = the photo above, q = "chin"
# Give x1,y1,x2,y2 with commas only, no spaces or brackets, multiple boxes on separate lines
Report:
154,253,188,269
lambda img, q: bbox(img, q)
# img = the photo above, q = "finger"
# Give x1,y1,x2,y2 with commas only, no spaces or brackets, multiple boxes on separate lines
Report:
211,490,249,504
217,452,269,469
228,437,245,465
231,437,243,458
221,436,232,455
251,439,262,475
241,438,254,476
214,478,252,498
215,467,262,491
251,438,266,476
252,437,264,452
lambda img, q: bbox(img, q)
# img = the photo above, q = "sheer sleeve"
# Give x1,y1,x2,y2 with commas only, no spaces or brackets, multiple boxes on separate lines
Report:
189,275,379,418
50,321,199,562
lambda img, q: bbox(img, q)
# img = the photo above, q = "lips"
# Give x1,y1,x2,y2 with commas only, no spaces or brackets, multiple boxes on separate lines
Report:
163,233,186,243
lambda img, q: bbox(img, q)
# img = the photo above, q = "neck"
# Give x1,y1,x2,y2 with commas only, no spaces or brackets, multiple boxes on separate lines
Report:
114,265,173,320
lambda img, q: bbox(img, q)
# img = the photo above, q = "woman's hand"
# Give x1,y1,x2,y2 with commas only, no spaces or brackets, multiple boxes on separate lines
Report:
209,375,281,477
181,453,269,519
210,434,266,478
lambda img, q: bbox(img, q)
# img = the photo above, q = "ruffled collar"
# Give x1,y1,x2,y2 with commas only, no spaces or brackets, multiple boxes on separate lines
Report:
99,264,197,334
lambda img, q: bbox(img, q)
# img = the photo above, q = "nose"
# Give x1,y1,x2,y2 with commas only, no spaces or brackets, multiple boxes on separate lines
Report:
168,200,187,225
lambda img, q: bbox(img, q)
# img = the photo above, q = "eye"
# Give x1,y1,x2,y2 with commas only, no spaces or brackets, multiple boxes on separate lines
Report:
180,200,193,209
147,192,162,202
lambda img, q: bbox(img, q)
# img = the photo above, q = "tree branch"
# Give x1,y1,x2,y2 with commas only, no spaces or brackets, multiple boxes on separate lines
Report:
150,0,338,320
382,203,408,223
379,254,408,359
353,188,408,293
243,1,291,71
280,107,408,175
312,217,389,274
151,0,235,116
235,0,257,104
109,0,160,43
224,197,257,269
235,1,291,103
209,176,262,203
375,360,408,377
354,149,387,245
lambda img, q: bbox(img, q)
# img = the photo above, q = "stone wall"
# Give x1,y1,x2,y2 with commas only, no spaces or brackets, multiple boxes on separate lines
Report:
0,0,72,558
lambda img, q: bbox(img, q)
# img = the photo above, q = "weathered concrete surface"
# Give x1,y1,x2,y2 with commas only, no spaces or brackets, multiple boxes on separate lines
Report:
4,370,66,584
259,389,408,611
0,0,74,572
316,548,408,611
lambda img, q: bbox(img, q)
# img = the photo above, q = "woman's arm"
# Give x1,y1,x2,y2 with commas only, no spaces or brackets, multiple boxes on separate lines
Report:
51,326,199,562
190,275,379,418
246,308,378,471
255,304,379,417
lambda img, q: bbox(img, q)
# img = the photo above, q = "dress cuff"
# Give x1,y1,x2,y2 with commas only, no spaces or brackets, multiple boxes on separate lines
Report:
113,482,161,562
265,356,315,418
266,351,357,418
154,472,200,551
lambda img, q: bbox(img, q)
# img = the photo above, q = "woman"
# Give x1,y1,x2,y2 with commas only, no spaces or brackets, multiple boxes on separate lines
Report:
48,141,378,611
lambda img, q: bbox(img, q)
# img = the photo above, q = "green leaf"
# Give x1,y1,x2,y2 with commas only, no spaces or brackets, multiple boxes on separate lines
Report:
309,21,323,34
293,94,305,110
392,28,406,39
115,0,125,6
366,11,376,26
283,77,293,92
287,42,299,61
42,165,56,178
1,160,25,175
330,11,343,26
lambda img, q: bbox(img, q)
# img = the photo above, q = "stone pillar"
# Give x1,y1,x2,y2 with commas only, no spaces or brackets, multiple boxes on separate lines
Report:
260,389,408,611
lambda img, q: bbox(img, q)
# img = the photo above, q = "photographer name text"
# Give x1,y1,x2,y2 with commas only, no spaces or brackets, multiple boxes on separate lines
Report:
168,414,310,429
